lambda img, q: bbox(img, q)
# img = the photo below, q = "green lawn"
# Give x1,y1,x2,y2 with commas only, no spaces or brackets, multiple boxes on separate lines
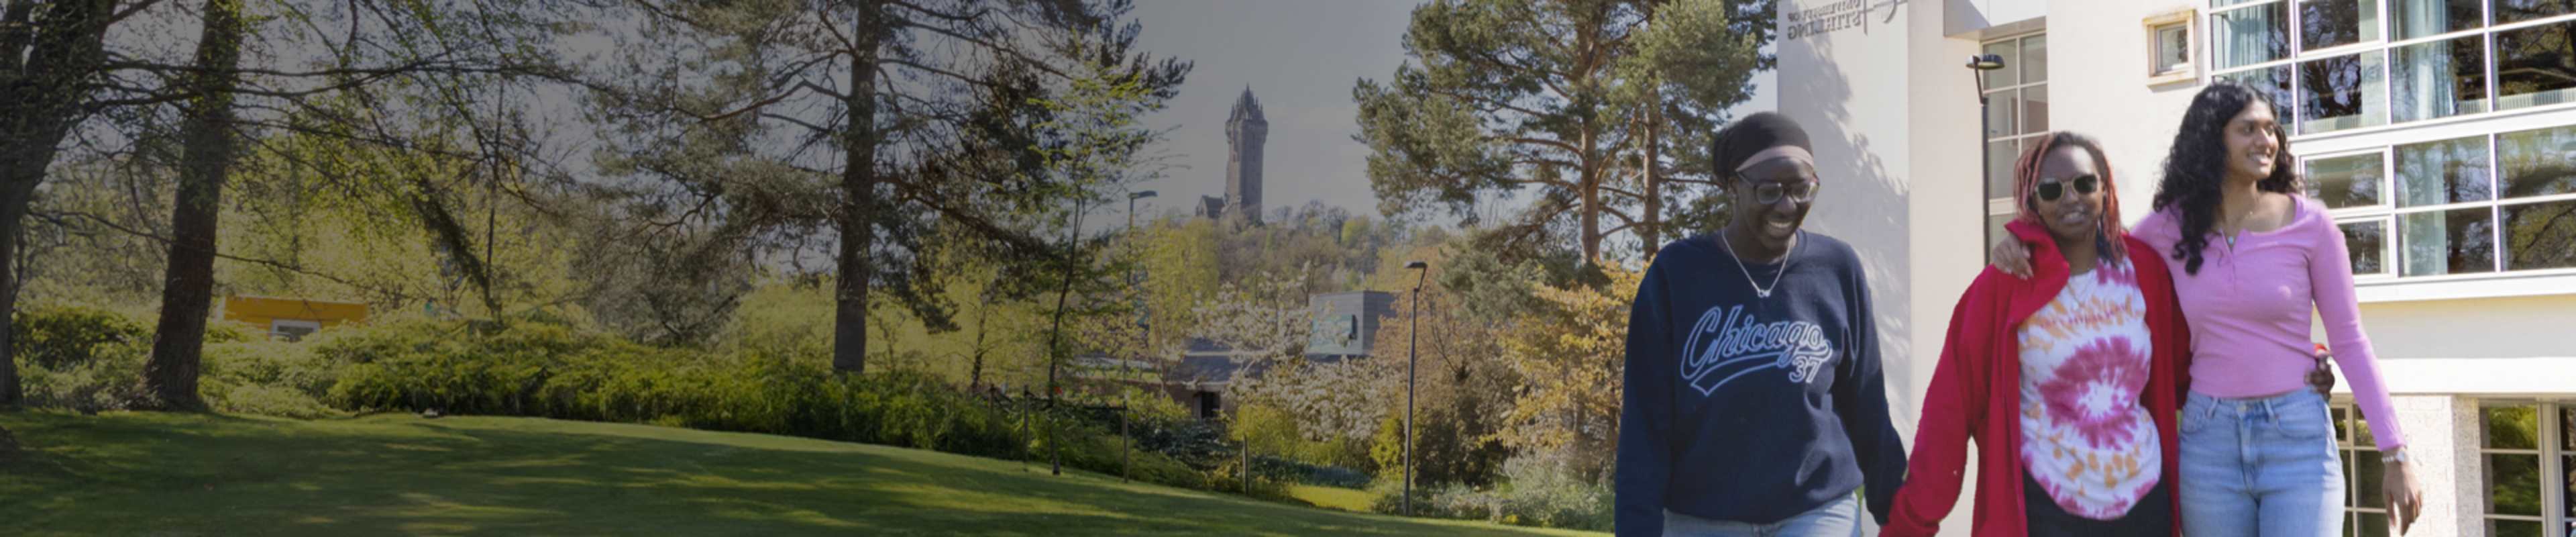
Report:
1285,484,1377,513
0,411,1599,536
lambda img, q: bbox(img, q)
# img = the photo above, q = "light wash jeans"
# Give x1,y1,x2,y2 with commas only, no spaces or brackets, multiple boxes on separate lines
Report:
2178,389,2345,537
1662,494,1861,537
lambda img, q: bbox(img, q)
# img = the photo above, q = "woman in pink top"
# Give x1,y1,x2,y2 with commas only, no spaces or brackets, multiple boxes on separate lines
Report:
1992,82,2424,536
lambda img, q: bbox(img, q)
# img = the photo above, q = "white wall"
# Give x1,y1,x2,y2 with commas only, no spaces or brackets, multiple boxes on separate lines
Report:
2043,0,2202,224
1782,0,1979,532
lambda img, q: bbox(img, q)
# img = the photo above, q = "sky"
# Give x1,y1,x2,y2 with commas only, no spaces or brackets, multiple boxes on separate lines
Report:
1118,0,1777,228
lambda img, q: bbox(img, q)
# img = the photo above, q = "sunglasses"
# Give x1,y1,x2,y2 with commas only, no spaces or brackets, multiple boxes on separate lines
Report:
2035,175,2099,202
1743,178,1819,205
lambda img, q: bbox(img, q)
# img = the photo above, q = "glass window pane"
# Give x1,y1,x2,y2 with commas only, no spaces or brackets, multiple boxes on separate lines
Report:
2498,20,2576,110
2391,36,2489,123
2504,199,2576,271
2214,3,2293,69
1988,140,2019,197
2355,511,2390,537
2218,66,2300,134
2500,125,2576,199
2300,52,2389,134
2391,0,2483,39
2021,35,2048,83
2485,518,2542,537
2021,85,2049,135
2564,456,2575,522
2352,452,2385,509
2395,136,2493,207
2308,153,2387,208
1986,213,2015,260
1982,40,2021,89
2339,220,2389,274
1986,93,2017,139
2402,207,2497,276
2487,453,2543,515
2565,455,2576,521
2564,407,2575,450
2485,404,2540,449
2301,0,2382,50
2497,0,2575,24
2157,25,2193,75
2351,405,2377,444
2332,405,2351,442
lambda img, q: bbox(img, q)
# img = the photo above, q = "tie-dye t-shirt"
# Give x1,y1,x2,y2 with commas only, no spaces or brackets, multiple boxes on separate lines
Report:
2016,258,2160,520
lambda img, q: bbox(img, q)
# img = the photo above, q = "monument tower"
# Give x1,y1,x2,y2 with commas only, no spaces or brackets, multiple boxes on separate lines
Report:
1220,87,1265,223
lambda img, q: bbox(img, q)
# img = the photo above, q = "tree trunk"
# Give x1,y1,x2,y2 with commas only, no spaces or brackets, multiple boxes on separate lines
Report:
0,184,32,407
832,5,884,375
0,0,122,406
140,0,248,411
1578,129,1602,264
1641,96,1662,260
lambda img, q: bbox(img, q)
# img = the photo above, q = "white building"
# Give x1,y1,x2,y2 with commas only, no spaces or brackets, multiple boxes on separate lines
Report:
1778,0,2576,534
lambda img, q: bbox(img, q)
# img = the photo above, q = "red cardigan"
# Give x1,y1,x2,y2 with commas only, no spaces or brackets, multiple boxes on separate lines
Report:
1882,221,2192,536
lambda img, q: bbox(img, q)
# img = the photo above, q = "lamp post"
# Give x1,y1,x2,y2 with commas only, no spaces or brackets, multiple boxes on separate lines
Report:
1967,54,2007,252
1401,260,1428,516
1120,190,1155,483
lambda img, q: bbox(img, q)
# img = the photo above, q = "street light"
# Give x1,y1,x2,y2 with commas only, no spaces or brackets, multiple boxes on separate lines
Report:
1120,190,1155,483
1967,54,2007,254
1401,260,1428,517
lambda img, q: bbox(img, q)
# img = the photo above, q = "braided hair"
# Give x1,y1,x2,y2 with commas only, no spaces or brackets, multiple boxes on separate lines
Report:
2012,132,2127,260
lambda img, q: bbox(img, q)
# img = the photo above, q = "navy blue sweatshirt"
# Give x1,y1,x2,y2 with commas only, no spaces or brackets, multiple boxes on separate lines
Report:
1615,231,1907,535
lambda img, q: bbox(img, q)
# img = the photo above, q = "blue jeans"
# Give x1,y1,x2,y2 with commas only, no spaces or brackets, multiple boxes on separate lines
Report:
2178,389,2345,537
1662,494,1861,537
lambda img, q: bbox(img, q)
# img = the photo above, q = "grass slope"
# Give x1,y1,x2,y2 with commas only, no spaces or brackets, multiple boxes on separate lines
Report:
0,412,1595,536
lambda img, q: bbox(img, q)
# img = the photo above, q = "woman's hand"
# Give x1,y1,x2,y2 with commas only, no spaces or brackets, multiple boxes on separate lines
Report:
2308,344,2337,397
1990,238,2034,279
2385,453,2424,534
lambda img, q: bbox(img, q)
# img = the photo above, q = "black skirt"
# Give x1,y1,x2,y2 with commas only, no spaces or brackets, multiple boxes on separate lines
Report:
2024,473,2174,537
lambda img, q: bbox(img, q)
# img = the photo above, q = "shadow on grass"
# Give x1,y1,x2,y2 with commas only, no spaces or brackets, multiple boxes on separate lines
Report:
0,411,1586,536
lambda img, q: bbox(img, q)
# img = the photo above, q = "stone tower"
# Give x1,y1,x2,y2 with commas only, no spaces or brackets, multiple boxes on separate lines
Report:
1224,87,1266,222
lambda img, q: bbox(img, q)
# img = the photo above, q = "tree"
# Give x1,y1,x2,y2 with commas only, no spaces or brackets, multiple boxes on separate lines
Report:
1493,262,1638,483
135,0,251,410
3,0,558,404
0,0,123,405
588,0,1187,375
1352,0,1770,264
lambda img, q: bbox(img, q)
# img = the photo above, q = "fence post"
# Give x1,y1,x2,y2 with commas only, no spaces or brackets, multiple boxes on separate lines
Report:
1120,404,1131,483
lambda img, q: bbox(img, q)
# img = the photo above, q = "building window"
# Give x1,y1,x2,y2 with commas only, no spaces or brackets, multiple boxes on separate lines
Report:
2210,0,2576,134
2150,10,2201,84
2301,123,2576,280
270,319,321,342
1982,32,2046,257
2475,401,2573,536
2330,402,2398,534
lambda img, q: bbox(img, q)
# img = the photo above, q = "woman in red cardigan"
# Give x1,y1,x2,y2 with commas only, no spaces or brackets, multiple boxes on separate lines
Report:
1882,132,2192,536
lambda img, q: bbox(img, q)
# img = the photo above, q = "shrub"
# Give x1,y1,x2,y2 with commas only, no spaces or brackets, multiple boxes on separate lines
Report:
201,340,341,418
14,304,149,369
1364,453,1613,531
317,318,1205,490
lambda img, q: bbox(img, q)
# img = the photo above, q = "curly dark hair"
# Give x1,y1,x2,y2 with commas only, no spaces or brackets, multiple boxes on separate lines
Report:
2154,81,2299,275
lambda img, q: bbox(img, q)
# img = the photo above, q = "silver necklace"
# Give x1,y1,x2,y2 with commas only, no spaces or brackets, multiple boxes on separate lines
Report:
2224,195,2261,249
1719,230,1796,299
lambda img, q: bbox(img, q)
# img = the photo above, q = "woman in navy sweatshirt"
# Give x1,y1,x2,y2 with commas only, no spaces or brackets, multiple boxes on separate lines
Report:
1615,112,1908,536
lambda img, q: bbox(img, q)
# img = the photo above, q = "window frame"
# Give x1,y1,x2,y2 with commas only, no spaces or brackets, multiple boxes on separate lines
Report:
2222,0,2576,296
2150,9,2203,85
1982,31,2048,262
2471,399,2570,536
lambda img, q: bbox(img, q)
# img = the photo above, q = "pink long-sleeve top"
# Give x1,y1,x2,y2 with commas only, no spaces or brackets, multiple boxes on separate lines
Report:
2132,195,2406,449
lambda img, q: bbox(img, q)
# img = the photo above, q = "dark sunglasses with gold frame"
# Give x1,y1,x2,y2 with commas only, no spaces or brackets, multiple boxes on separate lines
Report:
2035,174,2100,202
